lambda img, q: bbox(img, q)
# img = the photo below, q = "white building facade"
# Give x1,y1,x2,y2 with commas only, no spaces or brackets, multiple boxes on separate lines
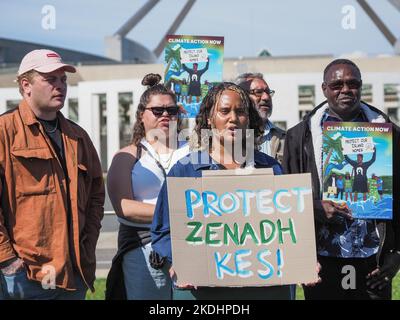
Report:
1,55,399,171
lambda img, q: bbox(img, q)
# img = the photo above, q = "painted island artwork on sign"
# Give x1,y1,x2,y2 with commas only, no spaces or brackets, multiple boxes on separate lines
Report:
167,169,318,287
164,35,224,118
322,122,393,219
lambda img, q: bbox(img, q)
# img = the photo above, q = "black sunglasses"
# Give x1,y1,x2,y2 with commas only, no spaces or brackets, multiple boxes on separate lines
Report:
145,106,180,117
327,80,362,91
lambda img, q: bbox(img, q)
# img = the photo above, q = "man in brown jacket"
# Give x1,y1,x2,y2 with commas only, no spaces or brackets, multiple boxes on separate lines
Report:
236,73,286,164
0,49,105,299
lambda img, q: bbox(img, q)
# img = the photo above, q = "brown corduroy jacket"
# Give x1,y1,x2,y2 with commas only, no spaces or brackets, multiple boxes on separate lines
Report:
0,100,104,291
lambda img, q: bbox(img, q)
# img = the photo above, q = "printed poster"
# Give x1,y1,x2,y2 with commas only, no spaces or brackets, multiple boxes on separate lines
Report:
164,35,224,118
322,122,393,219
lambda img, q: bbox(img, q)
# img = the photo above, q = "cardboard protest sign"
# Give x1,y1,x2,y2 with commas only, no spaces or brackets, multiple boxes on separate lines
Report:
167,169,318,287
164,35,224,118
322,122,393,219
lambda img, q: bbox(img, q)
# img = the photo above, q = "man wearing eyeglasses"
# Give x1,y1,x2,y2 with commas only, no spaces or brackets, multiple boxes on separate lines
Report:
283,59,400,300
236,73,286,164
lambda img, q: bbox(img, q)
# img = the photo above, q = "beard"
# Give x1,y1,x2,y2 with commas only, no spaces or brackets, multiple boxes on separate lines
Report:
257,102,272,120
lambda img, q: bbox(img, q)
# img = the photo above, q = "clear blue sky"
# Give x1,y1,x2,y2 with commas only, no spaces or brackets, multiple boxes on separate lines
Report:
1,0,399,59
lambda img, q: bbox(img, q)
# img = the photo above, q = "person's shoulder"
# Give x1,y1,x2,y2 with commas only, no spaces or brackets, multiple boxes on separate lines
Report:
64,119,92,140
115,144,137,157
0,107,19,125
167,158,188,177
271,123,286,134
168,151,201,177
254,151,283,175
254,150,280,167
288,119,307,131
110,144,138,168
285,119,308,138
174,150,198,167
0,108,21,139
0,107,19,118
177,140,190,154
108,145,138,180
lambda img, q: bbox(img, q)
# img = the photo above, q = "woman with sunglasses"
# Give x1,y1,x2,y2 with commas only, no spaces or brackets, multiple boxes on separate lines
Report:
151,82,293,300
105,74,189,300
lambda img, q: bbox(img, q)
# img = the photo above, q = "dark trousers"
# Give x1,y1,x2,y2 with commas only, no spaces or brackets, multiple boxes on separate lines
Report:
336,188,344,200
303,255,391,300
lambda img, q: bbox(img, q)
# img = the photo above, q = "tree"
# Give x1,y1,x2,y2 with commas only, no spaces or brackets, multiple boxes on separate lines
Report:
164,45,182,81
323,132,345,183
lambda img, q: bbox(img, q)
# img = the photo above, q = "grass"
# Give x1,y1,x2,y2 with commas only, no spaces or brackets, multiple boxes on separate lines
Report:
393,273,400,300
86,279,106,300
86,274,400,300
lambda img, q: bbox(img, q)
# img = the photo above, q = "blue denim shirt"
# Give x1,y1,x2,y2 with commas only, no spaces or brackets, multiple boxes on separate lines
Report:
259,120,274,156
151,150,283,263
318,110,380,258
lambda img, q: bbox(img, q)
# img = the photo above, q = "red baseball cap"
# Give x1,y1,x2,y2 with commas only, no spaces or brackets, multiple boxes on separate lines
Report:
18,49,76,76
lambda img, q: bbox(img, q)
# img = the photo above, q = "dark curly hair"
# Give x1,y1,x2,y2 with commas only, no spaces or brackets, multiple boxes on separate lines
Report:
192,82,264,149
131,73,179,145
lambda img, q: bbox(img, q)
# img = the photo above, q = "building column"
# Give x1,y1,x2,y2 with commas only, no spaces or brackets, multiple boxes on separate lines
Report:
91,94,101,155
106,91,120,170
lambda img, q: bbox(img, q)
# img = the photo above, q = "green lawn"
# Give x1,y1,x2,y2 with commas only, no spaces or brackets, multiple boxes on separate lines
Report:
86,279,106,300
86,274,400,300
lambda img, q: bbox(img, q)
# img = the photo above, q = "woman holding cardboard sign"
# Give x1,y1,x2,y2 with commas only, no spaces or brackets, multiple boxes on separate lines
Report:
151,82,293,300
105,74,189,300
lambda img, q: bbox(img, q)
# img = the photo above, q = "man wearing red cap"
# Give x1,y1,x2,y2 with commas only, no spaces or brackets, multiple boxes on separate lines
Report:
0,49,105,299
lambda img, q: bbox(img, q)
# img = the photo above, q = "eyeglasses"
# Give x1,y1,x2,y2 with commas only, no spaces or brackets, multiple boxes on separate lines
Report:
145,106,180,117
249,88,275,97
326,80,362,91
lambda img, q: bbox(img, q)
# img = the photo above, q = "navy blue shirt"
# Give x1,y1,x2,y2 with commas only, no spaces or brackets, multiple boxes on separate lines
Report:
151,150,283,263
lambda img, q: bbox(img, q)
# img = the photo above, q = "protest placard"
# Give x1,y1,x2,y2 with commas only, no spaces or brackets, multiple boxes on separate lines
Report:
167,169,317,287
322,122,393,219
164,35,224,118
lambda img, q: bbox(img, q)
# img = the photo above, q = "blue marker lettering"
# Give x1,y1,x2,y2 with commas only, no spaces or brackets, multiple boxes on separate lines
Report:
256,189,274,214
202,191,222,217
214,252,235,279
276,248,284,277
218,192,239,214
234,249,253,278
257,249,274,280
185,189,201,219
236,189,256,216
273,189,292,213
291,187,312,213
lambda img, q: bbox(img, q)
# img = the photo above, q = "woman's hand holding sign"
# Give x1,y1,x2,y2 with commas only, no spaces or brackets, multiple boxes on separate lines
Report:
169,266,197,290
303,262,322,287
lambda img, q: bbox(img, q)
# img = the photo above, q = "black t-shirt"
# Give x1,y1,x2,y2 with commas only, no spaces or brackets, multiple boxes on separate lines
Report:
37,117,78,271
37,118,66,171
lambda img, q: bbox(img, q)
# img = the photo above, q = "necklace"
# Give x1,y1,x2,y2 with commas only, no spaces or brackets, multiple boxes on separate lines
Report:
140,139,177,172
42,118,59,134
155,150,175,170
